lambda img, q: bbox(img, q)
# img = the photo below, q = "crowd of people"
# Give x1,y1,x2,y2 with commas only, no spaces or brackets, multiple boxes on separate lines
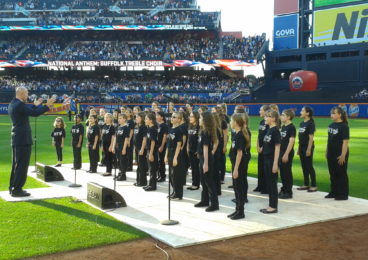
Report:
45,102,350,219
0,76,257,103
0,35,265,62
0,0,195,11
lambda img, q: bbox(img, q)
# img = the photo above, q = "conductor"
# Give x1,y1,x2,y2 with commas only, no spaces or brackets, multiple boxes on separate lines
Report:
8,87,55,197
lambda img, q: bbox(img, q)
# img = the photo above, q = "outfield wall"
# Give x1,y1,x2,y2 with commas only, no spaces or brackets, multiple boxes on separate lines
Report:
1,103,367,118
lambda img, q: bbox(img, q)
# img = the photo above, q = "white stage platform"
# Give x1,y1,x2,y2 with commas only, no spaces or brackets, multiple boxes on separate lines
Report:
1,163,368,248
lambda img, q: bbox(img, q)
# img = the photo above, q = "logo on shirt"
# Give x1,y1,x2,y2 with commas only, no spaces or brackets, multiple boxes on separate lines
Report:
71,129,80,134
169,133,175,140
188,129,197,135
117,130,124,135
281,131,287,138
88,128,94,134
102,129,110,135
134,129,139,134
259,125,266,131
53,131,63,136
231,141,235,148
147,133,151,139
328,127,339,135
264,135,272,143
299,127,306,134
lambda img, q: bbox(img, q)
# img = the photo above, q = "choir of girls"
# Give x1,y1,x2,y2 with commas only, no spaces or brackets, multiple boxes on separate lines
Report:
58,101,350,221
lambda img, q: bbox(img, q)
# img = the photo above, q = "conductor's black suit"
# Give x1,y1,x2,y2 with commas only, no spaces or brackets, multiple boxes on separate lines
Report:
8,98,49,194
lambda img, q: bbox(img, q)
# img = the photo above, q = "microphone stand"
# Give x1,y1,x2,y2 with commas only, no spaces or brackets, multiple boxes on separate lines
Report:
69,118,81,188
161,165,179,225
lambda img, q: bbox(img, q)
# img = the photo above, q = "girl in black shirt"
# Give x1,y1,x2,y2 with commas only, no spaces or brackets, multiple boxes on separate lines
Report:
165,112,184,200
297,106,317,192
144,113,159,191
228,113,250,220
279,109,296,199
187,111,200,190
255,104,270,193
212,111,224,195
179,108,190,185
326,107,350,200
87,115,100,173
101,113,116,176
125,108,135,171
51,117,66,167
195,112,219,212
134,112,148,187
261,110,281,214
71,115,84,170
213,106,228,185
156,111,168,182
115,114,129,181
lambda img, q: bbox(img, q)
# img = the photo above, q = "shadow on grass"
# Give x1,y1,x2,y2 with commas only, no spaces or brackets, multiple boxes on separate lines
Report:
28,199,145,236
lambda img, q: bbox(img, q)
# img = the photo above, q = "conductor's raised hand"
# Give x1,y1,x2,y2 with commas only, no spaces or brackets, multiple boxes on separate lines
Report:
34,98,43,106
46,97,56,108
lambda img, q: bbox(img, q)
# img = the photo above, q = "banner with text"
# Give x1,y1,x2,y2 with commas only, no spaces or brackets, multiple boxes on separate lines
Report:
313,3,368,46
314,0,364,8
273,14,299,50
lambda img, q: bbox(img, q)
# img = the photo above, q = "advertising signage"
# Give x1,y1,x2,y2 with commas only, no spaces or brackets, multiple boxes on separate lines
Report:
314,0,364,8
274,0,299,15
273,14,299,50
313,3,368,46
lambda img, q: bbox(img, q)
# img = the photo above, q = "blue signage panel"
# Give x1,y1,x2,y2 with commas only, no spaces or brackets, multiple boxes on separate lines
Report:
273,14,299,50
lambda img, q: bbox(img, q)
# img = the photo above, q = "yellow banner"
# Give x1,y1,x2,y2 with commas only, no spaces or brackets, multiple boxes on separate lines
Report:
313,3,368,46
45,104,71,115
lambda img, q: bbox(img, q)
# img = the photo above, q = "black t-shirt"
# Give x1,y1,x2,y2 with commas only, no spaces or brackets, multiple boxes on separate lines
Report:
229,131,247,164
113,119,119,130
134,125,148,149
51,128,65,145
258,119,269,147
198,131,214,160
280,123,296,152
216,119,227,153
71,123,84,146
101,124,115,146
246,127,251,158
158,122,169,147
188,125,200,153
327,122,349,157
98,117,105,130
165,112,172,128
263,126,281,156
167,126,183,157
116,125,129,148
179,123,188,146
87,125,100,146
298,120,315,146
147,126,158,152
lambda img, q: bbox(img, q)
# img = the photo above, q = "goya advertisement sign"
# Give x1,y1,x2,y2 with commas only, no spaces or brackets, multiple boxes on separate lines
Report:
315,0,364,8
273,14,299,50
313,3,368,46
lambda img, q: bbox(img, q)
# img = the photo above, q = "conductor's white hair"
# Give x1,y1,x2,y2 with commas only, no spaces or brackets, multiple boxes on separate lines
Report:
15,87,27,94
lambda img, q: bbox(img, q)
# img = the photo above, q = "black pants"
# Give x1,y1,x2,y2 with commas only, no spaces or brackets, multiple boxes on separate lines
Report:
55,144,63,162
127,141,134,170
232,160,247,212
116,147,127,174
136,149,148,186
158,147,166,179
327,154,349,198
264,155,278,209
199,158,218,207
299,146,316,187
219,151,226,182
280,150,294,194
148,152,158,188
72,146,82,169
103,144,113,173
181,149,189,185
10,145,32,192
214,152,222,195
257,152,267,192
88,145,100,172
189,151,200,187
169,163,183,198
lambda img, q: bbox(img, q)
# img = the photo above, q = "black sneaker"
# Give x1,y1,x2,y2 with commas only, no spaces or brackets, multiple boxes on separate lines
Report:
11,190,31,197
334,196,348,201
325,193,335,199
205,205,219,212
194,201,209,207
230,212,245,220
279,193,293,199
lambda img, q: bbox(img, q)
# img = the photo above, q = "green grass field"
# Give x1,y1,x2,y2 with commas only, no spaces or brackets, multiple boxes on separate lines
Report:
0,114,367,259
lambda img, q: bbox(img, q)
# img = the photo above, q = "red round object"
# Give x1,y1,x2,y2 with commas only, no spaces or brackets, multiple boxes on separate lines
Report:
289,70,318,92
